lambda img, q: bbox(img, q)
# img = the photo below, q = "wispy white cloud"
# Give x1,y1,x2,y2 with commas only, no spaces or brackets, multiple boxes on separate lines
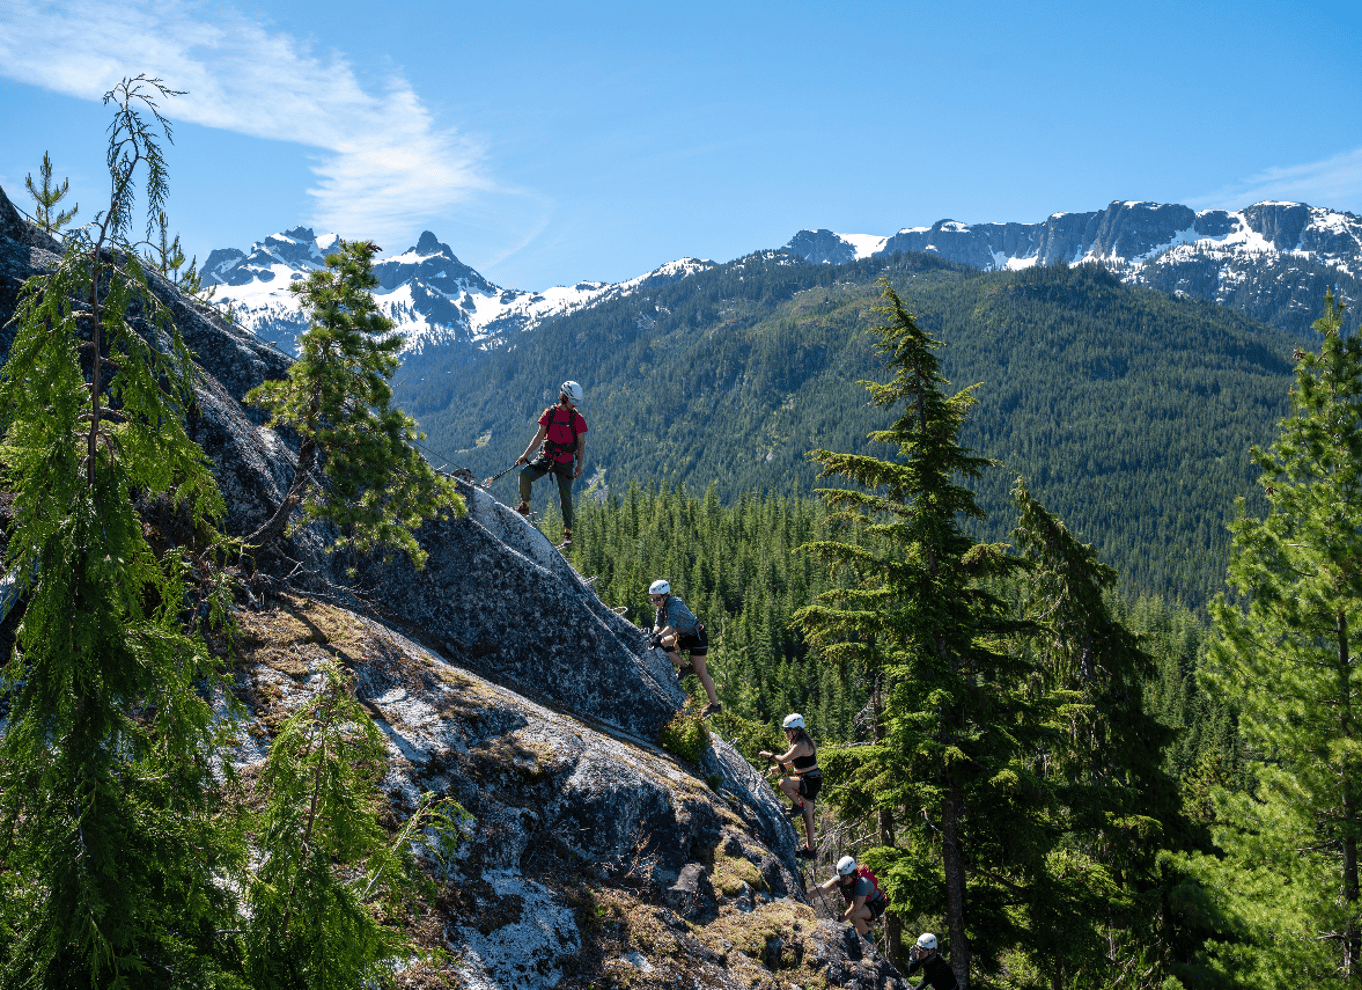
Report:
0,0,492,247
1191,147,1362,213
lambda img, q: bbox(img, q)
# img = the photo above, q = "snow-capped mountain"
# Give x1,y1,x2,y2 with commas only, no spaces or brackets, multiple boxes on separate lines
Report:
786,201,1362,336
199,228,715,359
203,199,1362,367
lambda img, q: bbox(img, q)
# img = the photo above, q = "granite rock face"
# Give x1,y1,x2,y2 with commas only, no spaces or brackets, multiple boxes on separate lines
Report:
233,584,894,988
785,228,860,266
0,181,907,988
352,481,684,740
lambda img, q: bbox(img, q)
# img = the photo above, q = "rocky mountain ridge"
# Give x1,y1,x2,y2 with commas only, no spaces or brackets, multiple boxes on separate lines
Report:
200,227,715,359
787,199,1362,336
1,182,908,989
202,199,1362,364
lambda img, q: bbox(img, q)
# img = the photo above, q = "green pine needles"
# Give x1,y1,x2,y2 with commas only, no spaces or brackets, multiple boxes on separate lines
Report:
1179,292,1362,986
144,210,210,299
23,151,77,234
246,239,465,568
245,662,463,989
0,76,242,985
794,280,1185,986
795,279,1028,975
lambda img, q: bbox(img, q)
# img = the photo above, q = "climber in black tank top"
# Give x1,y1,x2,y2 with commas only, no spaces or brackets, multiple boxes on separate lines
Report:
759,713,821,859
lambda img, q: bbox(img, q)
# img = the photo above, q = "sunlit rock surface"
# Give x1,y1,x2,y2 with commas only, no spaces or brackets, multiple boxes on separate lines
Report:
0,182,908,988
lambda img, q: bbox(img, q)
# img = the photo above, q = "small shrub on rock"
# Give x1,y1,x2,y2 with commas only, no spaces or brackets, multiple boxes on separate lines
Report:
659,703,711,762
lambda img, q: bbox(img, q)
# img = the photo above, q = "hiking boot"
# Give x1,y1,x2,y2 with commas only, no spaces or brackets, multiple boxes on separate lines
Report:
515,500,530,517
561,527,572,545
676,663,695,679
701,702,723,718
787,803,806,819
796,846,816,859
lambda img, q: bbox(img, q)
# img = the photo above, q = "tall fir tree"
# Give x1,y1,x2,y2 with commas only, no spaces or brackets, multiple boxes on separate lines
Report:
0,76,241,985
23,150,77,234
245,238,465,567
793,280,1033,980
1010,479,1183,989
1179,292,1362,986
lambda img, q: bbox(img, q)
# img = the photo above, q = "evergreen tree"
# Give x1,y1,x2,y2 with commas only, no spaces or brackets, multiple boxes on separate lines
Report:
245,239,465,567
1180,292,1362,985
0,76,240,985
23,150,77,233
793,280,1032,978
1010,479,1183,988
144,210,210,299
245,662,461,989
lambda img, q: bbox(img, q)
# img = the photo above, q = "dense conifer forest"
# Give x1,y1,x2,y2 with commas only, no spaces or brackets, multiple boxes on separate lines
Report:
405,252,1300,608
546,482,1234,787
528,282,1354,987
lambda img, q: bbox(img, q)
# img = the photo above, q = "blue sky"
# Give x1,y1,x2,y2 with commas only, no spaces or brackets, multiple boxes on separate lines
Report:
2,1,1360,290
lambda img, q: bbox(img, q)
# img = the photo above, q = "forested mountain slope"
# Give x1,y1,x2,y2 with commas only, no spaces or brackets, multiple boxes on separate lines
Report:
403,253,1299,606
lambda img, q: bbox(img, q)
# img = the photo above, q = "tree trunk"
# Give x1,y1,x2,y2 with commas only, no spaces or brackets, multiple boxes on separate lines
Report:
942,775,969,988
246,437,315,549
871,677,904,964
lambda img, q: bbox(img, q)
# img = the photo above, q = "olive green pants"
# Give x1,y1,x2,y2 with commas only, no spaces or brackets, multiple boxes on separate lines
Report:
519,462,575,529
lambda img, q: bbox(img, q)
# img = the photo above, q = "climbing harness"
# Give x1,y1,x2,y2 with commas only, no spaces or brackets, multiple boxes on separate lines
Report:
532,404,582,472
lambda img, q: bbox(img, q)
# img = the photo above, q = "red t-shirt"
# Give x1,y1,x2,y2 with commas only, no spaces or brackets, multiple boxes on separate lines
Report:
538,406,588,463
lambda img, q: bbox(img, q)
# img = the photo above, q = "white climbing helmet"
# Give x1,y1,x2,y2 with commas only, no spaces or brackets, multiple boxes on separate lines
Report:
782,713,805,730
917,933,938,952
560,380,583,404
836,855,857,876
649,579,670,596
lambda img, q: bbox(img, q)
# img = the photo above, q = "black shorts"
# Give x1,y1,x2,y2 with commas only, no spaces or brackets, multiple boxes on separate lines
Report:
867,896,886,921
677,625,708,657
797,772,822,803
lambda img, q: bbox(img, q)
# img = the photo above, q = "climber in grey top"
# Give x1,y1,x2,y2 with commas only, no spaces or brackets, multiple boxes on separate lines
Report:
648,579,720,717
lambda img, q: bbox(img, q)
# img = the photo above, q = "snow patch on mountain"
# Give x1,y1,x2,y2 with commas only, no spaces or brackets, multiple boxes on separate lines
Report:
792,202,1362,274
200,229,716,358
837,233,889,259
789,201,1362,321
785,201,1362,332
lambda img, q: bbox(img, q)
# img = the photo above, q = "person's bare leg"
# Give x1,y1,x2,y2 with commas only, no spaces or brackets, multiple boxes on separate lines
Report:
848,906,871,936
692,655,719,706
